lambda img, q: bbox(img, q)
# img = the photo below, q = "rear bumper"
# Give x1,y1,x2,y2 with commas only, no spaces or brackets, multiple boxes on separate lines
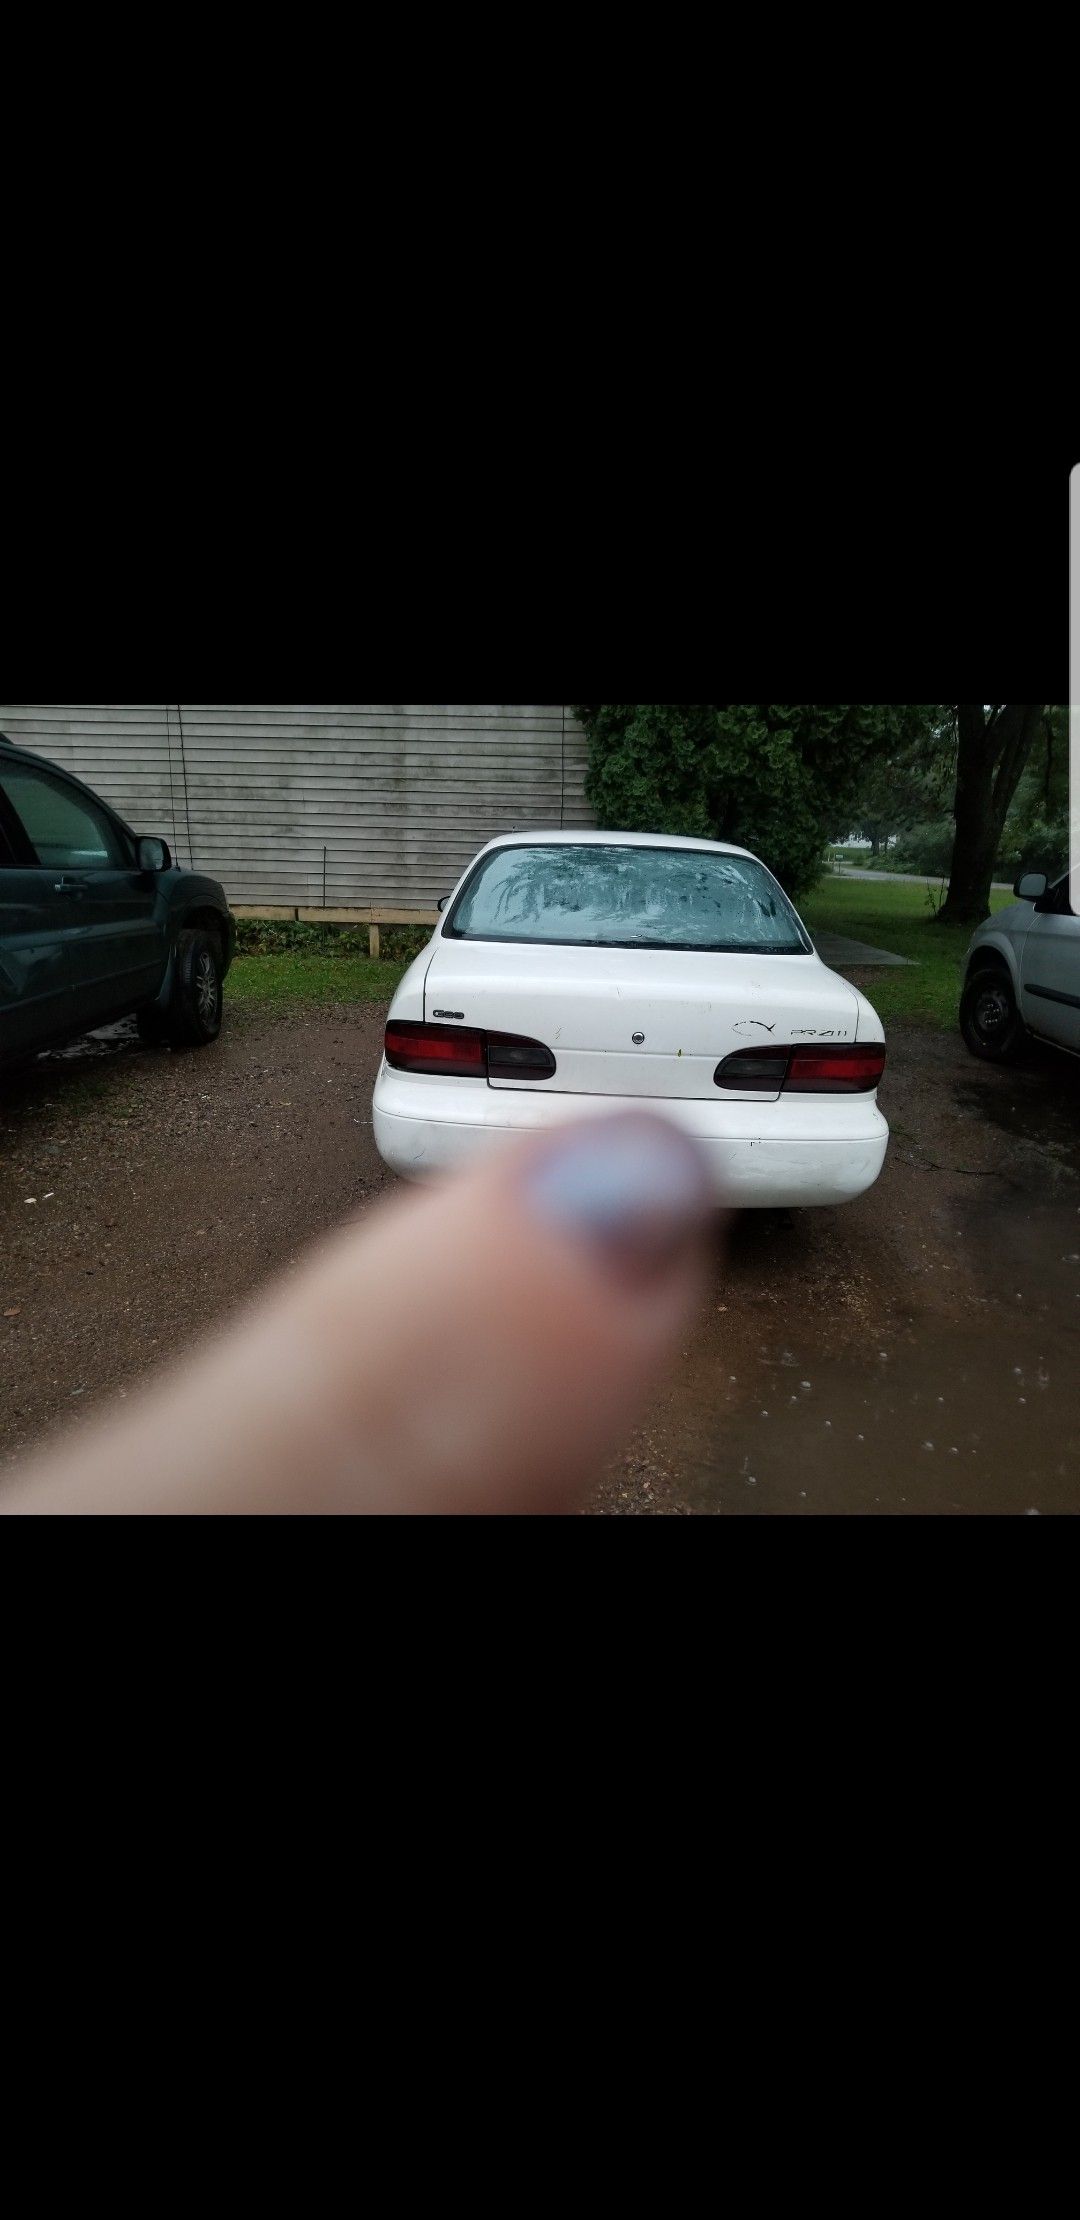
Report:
372,1067,889,1208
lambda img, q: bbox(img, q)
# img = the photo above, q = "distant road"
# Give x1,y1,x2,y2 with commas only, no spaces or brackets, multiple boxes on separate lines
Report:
830,866,1013,890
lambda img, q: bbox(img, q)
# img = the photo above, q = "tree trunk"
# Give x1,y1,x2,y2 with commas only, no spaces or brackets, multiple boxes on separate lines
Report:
937,705,1043,925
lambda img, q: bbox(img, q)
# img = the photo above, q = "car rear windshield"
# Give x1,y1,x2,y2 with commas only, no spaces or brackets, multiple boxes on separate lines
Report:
446,844,812,954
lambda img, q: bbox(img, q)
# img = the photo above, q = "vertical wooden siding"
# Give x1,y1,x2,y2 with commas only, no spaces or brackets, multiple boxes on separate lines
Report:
0,705,593,907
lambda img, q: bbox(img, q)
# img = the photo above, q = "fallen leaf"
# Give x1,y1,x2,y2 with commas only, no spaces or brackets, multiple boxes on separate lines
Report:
4,1309,21,1320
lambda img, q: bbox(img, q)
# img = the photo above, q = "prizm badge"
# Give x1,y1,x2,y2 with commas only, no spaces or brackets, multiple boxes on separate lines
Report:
432,1010,465,1021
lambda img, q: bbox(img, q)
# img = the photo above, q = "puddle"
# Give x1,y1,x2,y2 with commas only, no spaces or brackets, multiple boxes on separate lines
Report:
2,1021,158,1120
3,1020,158,1094
681,1326,1080,1515
35,1020,146,1067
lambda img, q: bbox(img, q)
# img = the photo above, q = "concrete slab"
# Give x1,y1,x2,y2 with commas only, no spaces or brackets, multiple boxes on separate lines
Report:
813,931,916,969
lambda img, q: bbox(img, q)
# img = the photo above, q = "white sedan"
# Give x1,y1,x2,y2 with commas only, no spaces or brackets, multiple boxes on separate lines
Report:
373,833,889,1208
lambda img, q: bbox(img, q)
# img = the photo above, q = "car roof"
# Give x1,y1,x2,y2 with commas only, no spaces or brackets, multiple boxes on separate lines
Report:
0,730,69,779
475,829,757,860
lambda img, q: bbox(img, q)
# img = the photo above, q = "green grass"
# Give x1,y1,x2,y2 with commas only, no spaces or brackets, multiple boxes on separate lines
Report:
800,876,1016,1030
228,953,410,1008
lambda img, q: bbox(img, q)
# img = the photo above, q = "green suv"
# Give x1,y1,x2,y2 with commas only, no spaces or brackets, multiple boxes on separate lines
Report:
0,732,236,1070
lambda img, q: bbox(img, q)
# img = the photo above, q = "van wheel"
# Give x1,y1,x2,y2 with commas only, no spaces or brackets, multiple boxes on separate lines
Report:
167,931,224,1047
960,969,1026,1063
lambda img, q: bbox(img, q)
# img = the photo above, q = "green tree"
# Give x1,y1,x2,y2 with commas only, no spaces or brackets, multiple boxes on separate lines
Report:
574,704,939,898
996,706,1069,881
842,717,956,857
937,705,1045,924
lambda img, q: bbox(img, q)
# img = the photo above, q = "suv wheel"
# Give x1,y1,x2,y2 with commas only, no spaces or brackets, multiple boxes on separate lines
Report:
167,930,224,1048
960,967,1027,1063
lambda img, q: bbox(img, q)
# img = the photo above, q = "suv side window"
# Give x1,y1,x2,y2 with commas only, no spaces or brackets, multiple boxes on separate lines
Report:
0,764,129,872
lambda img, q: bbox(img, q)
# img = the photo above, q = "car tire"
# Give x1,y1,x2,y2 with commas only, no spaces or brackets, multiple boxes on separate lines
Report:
166,930,224,1048
960,967,1027,1063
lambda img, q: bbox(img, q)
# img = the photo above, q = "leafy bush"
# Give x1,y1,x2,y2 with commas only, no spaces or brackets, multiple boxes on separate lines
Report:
575,704,937,900
236,919,366,958
380,926,435,963
893,821,956,878
1000,709,1069,883
895,812,1069,886
235,919,433,964
998,815,1070,883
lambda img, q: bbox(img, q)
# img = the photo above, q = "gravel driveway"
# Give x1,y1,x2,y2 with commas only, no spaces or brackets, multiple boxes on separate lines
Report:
3,991,1079,1514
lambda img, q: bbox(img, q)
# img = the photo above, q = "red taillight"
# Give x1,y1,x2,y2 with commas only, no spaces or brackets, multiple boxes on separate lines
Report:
785,1044,886,1092
385,1022,487,1076
384,1022,556,1082
715,1043,886,1093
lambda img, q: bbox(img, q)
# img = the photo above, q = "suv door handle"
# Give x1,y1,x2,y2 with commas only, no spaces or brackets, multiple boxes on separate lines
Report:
54,878,88,898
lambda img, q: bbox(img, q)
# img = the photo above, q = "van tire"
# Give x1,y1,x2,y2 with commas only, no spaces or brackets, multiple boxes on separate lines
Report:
960,967,1027,1063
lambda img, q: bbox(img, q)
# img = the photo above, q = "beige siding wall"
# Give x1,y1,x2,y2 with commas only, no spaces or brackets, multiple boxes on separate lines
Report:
0,705,593,908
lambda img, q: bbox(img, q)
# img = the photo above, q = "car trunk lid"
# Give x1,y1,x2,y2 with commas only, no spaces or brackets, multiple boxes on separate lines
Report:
424,940,862,1100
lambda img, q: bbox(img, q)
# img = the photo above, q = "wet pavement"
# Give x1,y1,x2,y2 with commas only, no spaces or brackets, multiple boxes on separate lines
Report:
812,932,915,968
2,996,1079,1513
592,1002,1080,1514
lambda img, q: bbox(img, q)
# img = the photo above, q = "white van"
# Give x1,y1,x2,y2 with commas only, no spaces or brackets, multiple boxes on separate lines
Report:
961,869,1079,1062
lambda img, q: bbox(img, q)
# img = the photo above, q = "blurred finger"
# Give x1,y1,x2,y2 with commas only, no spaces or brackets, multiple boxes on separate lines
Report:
2,1112,718,1516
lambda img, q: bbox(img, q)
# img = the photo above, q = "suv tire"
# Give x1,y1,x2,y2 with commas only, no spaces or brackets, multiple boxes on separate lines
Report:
167,930,224,1048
